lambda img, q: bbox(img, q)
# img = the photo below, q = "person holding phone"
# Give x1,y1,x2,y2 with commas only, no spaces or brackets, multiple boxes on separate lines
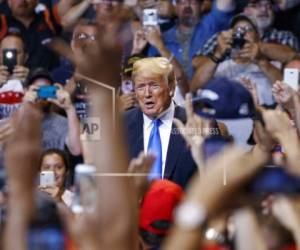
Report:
39,148,74,206
0,33,29,85
0,33,29,119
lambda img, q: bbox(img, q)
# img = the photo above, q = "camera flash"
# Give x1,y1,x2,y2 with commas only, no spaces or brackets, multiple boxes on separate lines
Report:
5,51,13,59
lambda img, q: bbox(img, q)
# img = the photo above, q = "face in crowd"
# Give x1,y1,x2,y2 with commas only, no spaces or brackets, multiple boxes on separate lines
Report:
71,23,99,56
8,0,37,18
233,19,259,44
132,57,175,118
244,0,274,32
40,151,69,190
175,0,201,27
0,35,27,67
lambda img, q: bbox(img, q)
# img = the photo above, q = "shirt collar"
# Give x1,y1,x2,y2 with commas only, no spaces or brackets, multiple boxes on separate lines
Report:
143,101,175,129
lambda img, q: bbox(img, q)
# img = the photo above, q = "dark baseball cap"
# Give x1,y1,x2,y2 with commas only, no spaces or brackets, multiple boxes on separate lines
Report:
193,77,255,119
230,14,258,32
25,68,54,88
122,54,145,76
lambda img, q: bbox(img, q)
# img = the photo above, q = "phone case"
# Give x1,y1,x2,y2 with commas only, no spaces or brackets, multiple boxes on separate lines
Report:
284,68,299,91
40,171,55,186
143,9,158,26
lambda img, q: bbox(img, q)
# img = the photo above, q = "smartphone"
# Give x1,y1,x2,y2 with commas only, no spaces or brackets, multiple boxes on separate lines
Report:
2,49,17,74
40,171,55,187
247,166,300,195
284,68,299,91
37,85,58,99
121,80,134,94
143,9,158,27
71,164,96,214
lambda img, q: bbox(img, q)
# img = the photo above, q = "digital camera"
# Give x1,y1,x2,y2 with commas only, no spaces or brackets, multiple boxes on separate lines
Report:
232,27,246,49
37,86,58,99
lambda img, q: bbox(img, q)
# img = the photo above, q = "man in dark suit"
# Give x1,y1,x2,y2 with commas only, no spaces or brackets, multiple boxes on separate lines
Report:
124,57,197,188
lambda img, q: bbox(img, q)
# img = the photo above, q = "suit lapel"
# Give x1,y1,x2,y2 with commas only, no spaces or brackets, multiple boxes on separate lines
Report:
164,106,187,179
129,108,144,158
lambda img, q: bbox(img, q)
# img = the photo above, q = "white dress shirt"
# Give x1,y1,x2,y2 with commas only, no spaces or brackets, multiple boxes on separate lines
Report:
143,102,175,176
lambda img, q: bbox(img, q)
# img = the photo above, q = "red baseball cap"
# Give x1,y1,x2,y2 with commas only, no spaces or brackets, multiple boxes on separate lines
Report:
139,180,184,235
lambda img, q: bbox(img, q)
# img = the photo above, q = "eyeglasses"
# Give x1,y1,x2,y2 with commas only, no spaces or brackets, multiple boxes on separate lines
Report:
234,26,255,33
72,33,97,41
135,83,161,93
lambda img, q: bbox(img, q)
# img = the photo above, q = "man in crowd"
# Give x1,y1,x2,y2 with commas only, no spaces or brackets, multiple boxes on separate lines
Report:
23,68,81,156
0,0,73,70
124,57,197,188
191,15,282,106
193,0,299,73
243,0,298,50
0,33,29,119
147,0,236,79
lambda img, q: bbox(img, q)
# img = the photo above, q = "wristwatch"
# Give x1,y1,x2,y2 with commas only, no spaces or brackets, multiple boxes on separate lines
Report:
175,201,207,230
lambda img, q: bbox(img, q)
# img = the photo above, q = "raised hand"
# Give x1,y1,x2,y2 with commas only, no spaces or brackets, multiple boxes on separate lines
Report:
173,93,210,170
128,152,155,200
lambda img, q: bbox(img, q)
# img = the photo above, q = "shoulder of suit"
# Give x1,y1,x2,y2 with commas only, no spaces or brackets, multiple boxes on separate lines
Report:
123,107,142,126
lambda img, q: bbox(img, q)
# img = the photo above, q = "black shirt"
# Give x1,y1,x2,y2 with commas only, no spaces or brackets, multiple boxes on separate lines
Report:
0,6,62,70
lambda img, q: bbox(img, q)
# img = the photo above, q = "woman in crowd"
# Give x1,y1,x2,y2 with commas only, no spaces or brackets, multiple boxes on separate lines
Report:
39,148,74,207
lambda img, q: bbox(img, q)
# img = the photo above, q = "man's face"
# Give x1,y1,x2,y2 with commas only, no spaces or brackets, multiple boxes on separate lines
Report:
233,20,258,43
71,25,99,56
8,0,37,18
0,36,27,66
134,73,174,118
175,0,201,27
244,0,274,32
93,0,122,22
41,153,68,189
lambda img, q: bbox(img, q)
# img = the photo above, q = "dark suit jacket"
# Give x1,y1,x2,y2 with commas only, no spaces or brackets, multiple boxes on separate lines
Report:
124,106,198,188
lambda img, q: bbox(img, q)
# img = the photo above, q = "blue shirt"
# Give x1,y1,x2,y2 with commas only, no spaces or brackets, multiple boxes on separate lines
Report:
147,3,234,79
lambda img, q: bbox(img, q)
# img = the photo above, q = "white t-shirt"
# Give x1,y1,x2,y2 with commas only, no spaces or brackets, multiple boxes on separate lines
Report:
215,59,275,106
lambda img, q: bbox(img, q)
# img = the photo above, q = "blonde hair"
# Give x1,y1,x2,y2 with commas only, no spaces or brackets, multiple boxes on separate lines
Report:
132,57,176,85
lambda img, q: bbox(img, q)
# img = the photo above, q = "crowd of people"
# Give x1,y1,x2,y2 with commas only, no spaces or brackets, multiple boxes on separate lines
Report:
1,0,300,249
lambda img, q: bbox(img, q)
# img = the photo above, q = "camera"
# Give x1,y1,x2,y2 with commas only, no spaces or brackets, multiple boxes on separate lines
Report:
3,49,17,74
232,27,246,49
37,85,58,99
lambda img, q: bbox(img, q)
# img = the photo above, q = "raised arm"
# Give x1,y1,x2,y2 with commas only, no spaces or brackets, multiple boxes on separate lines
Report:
4,104,42,250
191,30,232,92
60,0,92,29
